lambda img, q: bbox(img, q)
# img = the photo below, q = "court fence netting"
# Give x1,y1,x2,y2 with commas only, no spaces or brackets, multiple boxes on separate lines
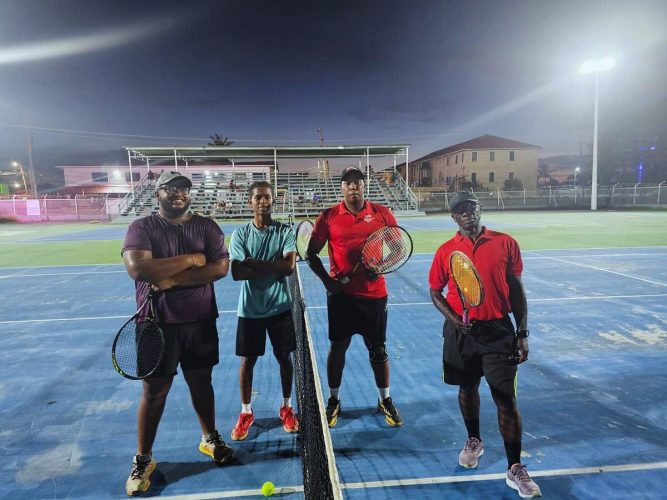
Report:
289,267,343,499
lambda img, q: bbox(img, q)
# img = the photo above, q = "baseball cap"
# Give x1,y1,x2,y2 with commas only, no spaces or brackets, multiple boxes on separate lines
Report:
155,171,192,192
341,166,365,182
449,191,479,212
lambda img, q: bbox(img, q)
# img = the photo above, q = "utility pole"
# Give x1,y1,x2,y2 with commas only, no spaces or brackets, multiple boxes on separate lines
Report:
27,131,38,197
316,126,324,145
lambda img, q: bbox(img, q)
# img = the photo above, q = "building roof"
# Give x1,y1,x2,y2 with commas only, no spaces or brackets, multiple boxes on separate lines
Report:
413,135,540,163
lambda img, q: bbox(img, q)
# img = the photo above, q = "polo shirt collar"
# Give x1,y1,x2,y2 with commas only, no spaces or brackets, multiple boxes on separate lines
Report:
455,225,488,242
337,200,370,216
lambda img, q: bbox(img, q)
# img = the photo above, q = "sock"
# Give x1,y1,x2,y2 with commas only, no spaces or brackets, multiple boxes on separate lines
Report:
464,418,480,440
378,387,390,401
329,387,340,400
282,397,291,408
241,403,252,414
504,440,522,469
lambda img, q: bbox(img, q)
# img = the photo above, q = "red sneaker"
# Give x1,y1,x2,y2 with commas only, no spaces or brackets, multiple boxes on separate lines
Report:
231,412,254,441
279,406,299,433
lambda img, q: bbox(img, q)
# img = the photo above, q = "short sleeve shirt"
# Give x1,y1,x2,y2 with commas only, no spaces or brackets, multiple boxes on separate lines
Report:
311,201,397,299
122,214,228,324
428,227,523,320
229,220,296,318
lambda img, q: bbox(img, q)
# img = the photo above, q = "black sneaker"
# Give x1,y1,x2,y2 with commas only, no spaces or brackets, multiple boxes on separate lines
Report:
326,396,341,428
377,397,403,427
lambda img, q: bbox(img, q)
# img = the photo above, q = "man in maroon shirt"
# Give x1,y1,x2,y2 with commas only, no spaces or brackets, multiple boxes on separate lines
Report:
428,192,541,498
121,171,234,496
306,166,403,429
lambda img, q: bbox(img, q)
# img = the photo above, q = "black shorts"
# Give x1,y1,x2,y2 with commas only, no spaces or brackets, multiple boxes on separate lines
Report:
149,318,219,378
327,291,387,346
236,310,296,358
442,316,518,397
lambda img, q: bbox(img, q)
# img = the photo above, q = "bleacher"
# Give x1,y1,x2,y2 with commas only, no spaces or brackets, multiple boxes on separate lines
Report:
115,169,419,221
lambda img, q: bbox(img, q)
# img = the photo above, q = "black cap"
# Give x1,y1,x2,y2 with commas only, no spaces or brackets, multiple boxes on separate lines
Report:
449,192,479,212
155,171,192,192
340,166,365,182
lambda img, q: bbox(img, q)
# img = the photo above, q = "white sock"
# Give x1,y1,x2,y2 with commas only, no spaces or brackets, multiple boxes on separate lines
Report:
378,387,390,401
241,403,252,414
330,387,340,400
282,397,291,408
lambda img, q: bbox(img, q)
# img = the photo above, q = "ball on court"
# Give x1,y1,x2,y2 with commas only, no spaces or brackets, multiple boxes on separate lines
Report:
261,482,275,496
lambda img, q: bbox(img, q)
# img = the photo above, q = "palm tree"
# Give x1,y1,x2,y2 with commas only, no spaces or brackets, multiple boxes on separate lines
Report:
208,134,234,146
537,162,554,187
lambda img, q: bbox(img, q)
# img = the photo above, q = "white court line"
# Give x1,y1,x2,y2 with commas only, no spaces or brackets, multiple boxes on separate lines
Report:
0,270,126,279
541,255,667,287
4,295,666,325
155,461,667,498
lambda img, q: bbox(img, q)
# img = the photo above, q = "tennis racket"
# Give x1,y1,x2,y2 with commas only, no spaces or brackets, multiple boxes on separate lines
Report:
339,225,413,284
295,219,314,261
449,250,484,325
111,292,165,380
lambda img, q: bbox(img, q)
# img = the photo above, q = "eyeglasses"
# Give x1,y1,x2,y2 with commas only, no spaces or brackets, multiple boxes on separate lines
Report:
161,185,190,194
452,201,479,215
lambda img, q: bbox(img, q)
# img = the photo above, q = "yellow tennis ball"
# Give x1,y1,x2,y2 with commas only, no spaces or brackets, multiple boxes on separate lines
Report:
261,482,275,497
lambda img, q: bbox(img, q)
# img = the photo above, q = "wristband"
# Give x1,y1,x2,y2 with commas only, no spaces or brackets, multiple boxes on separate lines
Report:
516,329,529,338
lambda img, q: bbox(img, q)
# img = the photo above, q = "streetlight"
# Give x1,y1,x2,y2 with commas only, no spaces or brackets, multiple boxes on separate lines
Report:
574,166,580,203
579,57,615,211
11,161,29,195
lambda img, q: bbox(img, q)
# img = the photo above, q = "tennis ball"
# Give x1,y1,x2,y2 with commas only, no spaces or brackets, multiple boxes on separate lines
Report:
261,481,275,496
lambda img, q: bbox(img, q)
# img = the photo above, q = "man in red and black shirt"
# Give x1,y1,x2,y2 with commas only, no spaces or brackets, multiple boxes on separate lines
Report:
429,192,541,498
306,166,403,428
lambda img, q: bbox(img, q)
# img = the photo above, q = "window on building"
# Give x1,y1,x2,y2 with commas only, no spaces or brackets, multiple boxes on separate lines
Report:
472,152,478,162
509,151,515,161
446,156,450,166
455,155,458,164
490,151,495,161
509,172,514,180
125,172,140,182
461,152,464,162
471,172,477,184
92,172,108,183
446,176,451,184
489,172,495,182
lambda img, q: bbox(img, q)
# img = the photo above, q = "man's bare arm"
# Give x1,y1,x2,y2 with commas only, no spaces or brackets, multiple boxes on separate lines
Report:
123,249,206,283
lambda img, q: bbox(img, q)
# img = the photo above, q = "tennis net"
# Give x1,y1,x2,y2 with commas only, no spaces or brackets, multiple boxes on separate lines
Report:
289,267,342,500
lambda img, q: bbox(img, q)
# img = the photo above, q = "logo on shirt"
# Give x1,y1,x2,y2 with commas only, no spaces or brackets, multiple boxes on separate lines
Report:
363,214,374,223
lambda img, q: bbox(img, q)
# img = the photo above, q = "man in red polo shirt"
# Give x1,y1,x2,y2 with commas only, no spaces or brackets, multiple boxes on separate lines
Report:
428,192,541,498
306,166,403,428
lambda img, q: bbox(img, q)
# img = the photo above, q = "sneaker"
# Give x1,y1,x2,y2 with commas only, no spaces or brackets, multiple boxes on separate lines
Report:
279,405,299,433
326,396,341,428
125,455,157,496
377,397,403,427
458,437,484,468
199,430,235,465
231,412,255,441
506,463,542,498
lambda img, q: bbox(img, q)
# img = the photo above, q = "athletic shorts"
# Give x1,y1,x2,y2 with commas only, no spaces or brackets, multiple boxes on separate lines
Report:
442,316,518,397
149,318,219,378
236,310,296,358
327,291,387,346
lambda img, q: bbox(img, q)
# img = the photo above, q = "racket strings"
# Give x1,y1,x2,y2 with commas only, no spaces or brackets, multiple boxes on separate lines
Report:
450,254,483,306
296,221,314,259
361,226,412,273
114,320,164,379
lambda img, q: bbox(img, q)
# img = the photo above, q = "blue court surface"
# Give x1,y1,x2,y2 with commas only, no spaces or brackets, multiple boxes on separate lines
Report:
1,224,666,499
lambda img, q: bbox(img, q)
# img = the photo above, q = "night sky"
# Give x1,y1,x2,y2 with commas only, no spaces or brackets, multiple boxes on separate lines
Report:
1,0,665,183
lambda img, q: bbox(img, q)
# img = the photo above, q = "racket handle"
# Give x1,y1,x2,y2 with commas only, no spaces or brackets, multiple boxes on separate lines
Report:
462,310,469,325
339,276,350,285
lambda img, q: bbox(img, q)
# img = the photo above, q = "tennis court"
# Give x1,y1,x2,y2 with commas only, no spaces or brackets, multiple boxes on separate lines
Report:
1,211,666,499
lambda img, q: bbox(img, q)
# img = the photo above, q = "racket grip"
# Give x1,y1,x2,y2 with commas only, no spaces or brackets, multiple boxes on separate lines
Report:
339,276,350,285
462,310,469,325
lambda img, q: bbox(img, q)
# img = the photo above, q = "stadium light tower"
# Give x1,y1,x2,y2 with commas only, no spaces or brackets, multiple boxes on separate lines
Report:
579,57,615,211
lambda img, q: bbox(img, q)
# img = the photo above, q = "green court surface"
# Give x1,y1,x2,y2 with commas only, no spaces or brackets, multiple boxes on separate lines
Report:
1,211,666,267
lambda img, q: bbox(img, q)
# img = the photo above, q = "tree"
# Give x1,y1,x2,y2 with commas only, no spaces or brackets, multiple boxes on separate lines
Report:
503,177,524,191
208,134,234,146
537,162,554,187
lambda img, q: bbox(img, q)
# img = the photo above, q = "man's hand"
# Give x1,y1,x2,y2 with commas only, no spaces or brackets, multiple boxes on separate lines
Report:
366,270,379,281
513,337,529,364
152,278,175,292
452,316,472,335
324,276,345,296
190,253,207,268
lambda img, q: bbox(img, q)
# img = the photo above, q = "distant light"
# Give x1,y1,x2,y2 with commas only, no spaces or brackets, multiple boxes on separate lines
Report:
338,146,344,149
579,57,615,74
575,166,581,172
204,170,210,176
11,161,19,168
14,182,20,188
113,169,122,179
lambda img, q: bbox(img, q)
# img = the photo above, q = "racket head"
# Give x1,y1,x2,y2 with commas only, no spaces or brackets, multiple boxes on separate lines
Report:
112,317,165,380
295,219,314,261
449,250,484,307
360,225,413,275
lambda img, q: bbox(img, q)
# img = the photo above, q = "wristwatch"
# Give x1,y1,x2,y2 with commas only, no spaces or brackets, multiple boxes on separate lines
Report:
516,329,530,338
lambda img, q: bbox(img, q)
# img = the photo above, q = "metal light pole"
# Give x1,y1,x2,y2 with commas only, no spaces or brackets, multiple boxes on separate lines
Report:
11,161,29,195
580,57,615,211
574,166,580,203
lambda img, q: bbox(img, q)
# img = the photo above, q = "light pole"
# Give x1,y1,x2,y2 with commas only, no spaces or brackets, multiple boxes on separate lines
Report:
11,161,29,196
574,166,580,203
579,57,615,211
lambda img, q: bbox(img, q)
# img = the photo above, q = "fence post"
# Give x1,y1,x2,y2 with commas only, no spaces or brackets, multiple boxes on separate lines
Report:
74,194,79,220
633,183,640,205
658,181,665,207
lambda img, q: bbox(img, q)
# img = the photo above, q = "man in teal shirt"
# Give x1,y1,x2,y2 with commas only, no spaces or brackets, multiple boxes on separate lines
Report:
229,181,299,441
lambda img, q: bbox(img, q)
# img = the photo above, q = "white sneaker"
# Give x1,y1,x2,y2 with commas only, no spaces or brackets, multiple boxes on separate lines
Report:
458,437,484,468
125,455,157,496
